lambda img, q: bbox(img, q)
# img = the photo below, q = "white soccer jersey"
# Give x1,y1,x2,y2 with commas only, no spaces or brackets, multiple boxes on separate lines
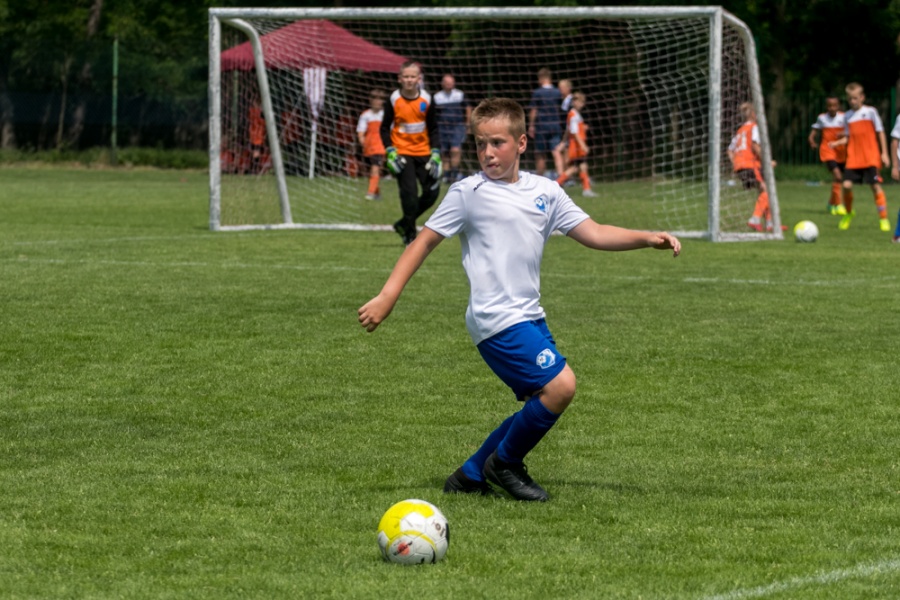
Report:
424,171,590,345
811,111,846,131
891,115,900,140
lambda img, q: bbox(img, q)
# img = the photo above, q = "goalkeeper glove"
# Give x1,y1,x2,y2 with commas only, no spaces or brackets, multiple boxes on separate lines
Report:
426,148,443,181
385,147,406,176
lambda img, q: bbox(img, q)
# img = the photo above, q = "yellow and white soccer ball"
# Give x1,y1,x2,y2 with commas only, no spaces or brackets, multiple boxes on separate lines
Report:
376,499,449,565
794,220,818,243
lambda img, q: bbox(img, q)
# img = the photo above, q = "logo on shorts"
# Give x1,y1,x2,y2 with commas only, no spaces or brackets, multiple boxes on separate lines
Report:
534,195,547,213
536,348,556,369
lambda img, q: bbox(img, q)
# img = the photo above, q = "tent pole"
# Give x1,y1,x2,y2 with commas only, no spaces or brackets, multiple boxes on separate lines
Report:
308,124,317,180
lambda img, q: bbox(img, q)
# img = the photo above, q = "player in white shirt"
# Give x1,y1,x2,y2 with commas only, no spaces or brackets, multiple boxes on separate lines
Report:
358,98,680,501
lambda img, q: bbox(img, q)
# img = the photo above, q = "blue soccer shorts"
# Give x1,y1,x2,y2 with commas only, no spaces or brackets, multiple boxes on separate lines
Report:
477,319,567,401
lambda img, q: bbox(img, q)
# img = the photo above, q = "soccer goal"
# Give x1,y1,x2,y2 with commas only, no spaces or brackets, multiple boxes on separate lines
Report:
208,6,781,241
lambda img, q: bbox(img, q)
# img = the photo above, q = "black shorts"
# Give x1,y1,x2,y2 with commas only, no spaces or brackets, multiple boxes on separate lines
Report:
363,155,383,167
824,160,845,173
843,167,881,185
736,168,761,190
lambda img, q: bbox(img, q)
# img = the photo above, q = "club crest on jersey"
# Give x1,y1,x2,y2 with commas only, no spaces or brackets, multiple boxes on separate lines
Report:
419,101,428,112
534,195,547,213
536,348,556,369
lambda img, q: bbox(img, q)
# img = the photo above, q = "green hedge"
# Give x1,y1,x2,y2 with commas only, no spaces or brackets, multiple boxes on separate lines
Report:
0,147,208,170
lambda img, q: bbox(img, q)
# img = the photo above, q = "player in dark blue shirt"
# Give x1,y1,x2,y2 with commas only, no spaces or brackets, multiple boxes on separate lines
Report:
434,74,472,183
527,68,564,178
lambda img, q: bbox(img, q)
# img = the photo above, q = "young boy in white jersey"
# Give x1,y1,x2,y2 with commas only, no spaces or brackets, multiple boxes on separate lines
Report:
829,82,891,232
358,98,681,502
808,97,849,215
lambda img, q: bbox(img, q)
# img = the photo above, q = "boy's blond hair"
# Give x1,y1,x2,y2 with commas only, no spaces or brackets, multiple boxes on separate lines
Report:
537,67,552,82
399,60,420,74
739,101,755,119
845,82,864,95
572,91,586,103
471,98,526,138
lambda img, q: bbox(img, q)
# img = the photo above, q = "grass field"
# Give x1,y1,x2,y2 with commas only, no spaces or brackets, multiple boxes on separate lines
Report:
1,167,898,598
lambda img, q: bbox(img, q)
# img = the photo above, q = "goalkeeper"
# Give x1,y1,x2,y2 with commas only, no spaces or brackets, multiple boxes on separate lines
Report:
380,61,442,245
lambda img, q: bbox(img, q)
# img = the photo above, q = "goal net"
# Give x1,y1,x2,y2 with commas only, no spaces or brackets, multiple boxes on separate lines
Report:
208,7,781,241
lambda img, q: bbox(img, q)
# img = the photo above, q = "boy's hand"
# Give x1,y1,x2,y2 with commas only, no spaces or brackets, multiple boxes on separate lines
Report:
649,232,681,257
358,293,395,333
426,148,443,180
385,147,406,175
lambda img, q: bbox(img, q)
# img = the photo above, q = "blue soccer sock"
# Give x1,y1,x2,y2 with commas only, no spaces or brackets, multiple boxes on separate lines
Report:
894,209,900,237
461,414,515,482
496,398,561,465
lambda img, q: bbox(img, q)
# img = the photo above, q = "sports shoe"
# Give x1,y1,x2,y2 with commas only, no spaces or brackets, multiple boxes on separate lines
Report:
393,220,406,240
838,210,856,230
392,221,416,245
365,193,381,201
443,468,500,497
834,204,847,216
893,236,900,243
879,218,891,232
483,451,549,502
766,222,788,232
747,220,763,232
582,189,597,197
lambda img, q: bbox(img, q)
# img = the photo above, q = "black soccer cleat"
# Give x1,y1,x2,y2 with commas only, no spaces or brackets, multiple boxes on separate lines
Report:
483,451,550,502
392,220,406,241
443,468,500,497
392,220,415,246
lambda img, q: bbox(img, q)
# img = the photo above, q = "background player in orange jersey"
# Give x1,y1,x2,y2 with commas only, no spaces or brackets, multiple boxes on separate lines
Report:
381,61,442,245
808,96,849,215
829,82,891,232
555,92,595,197
728,102,779,232
247,97,267,174
357,89,386,200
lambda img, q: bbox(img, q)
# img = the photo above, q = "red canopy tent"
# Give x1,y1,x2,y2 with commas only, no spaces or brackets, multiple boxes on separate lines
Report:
220,20,407,179
221,19,407,73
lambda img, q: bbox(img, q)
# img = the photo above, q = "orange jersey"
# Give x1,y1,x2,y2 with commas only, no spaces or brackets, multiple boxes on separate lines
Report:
843,105,884,169
356,109,385,157
811,112,847,163
248,105,266,146
728,121,760,171
566,108,588,159
380,90,437,157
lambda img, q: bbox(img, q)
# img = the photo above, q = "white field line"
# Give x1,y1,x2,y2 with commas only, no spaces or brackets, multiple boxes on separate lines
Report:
700,557,900,600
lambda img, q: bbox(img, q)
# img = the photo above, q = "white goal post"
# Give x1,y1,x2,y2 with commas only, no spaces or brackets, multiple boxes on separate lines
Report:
208,6,781,241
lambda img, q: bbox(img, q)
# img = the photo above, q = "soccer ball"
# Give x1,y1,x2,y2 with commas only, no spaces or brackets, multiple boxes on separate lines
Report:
376,499,449,565
794,220,818,243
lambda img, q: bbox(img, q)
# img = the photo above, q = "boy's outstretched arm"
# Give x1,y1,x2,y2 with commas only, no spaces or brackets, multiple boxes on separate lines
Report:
358,227,445,332
567,219,681,257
